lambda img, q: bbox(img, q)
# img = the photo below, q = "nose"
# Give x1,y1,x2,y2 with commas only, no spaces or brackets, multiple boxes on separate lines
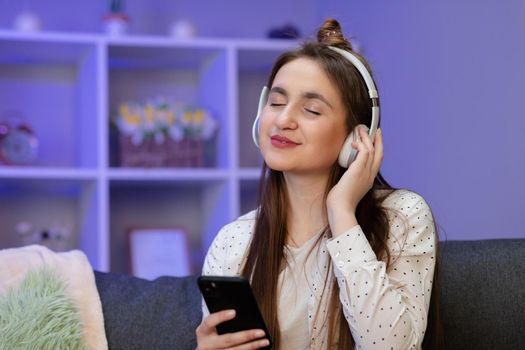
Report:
274,105,298,130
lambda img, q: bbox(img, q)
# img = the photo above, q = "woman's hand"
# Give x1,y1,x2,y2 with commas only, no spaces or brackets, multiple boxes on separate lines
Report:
327,127,384,237
196,310,270,350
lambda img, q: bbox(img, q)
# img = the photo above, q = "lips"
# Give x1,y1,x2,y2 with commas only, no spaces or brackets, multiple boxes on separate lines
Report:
270,135,300,148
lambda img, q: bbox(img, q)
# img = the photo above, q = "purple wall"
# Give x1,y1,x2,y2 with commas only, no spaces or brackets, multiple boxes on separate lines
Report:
318,1,525,240
0,0,316,38
1,1,523,241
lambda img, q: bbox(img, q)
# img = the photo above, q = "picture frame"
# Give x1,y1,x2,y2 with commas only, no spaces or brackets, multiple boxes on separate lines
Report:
127,227,192,280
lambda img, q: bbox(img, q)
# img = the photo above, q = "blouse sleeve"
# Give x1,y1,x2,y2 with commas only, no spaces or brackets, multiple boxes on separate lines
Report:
326,190,437,350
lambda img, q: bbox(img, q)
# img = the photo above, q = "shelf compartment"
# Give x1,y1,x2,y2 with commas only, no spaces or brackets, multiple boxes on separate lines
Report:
108,44,231,169
0,34,97,65
0,37,101,168
0,178,102,266
109,179,232,276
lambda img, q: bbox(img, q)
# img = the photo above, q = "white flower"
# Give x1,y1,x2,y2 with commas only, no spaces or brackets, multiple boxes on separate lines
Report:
116,98,218,143
169,125,184,142
154,131,165,144
131,131,144,146
201,112,218,140
116,117,137,135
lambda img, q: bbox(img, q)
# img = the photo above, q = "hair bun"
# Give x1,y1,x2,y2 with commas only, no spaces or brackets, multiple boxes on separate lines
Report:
317,18,353,51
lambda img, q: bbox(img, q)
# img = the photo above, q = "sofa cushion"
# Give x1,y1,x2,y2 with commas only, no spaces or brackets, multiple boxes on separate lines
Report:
94,271,201,350
440,239,525,350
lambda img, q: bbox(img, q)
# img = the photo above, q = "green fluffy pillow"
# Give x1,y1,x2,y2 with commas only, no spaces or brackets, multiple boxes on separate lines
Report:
0,267,88,350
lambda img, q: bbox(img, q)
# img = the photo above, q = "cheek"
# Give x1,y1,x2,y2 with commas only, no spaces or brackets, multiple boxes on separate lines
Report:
318,125,347,155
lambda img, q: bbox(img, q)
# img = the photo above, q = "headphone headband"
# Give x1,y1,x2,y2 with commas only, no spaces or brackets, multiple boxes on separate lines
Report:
328,46,380,141
328,46,378,98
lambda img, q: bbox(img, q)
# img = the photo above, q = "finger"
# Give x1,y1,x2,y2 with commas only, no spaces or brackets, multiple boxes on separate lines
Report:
219,329,269,349
199,309,236,335
228,337,271,350
359,125,374,151
371,128,384,175
350,140,369,170
357,126,375,172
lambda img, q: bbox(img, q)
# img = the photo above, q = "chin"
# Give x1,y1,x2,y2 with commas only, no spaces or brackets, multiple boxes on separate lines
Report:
263,152,336,173
263,159,293,172
264,160,333,175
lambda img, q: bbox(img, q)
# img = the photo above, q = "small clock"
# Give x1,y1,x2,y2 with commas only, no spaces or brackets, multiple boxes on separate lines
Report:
0,122,39,165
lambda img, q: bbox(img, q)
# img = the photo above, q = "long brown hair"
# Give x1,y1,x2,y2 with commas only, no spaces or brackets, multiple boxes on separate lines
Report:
241,18,442,349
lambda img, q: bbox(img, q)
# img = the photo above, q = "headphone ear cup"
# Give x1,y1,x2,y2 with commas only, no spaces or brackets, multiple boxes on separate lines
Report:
252,86,269,148
338,131,358,168
338,124,370,168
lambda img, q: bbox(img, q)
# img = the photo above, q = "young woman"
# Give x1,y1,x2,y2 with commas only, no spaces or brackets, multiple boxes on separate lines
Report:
196,18,441,350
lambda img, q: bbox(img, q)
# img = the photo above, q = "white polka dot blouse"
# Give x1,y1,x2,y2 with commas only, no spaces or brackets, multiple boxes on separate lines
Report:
202,189,437,349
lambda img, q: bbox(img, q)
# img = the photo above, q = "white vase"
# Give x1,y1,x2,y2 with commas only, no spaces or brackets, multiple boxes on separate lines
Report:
103,13,129,36
169,19,197,38
14,11,42,32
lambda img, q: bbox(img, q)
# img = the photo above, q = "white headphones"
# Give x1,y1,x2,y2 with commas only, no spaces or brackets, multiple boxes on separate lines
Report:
252,46,380,168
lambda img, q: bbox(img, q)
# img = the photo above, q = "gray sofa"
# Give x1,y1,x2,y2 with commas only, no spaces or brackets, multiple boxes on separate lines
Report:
94,239,525,350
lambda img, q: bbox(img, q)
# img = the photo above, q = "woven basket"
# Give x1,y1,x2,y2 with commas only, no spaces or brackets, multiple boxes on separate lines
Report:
119,135,213,168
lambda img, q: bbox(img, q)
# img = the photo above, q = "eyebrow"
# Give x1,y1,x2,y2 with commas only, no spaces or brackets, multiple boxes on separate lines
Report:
270,86,334,110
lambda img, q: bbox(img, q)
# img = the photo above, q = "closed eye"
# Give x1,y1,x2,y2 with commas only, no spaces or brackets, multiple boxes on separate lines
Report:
270,103,285,107
305,108,321,115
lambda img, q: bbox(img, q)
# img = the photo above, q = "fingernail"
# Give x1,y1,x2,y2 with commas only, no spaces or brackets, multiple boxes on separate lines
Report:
227,310,235,317
261,339,270,346
255,330,265,337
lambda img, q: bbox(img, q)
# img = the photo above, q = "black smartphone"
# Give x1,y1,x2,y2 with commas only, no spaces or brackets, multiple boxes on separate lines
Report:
197,275,272,348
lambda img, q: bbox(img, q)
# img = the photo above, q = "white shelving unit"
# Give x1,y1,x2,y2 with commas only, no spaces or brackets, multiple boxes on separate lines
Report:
0,30,295,274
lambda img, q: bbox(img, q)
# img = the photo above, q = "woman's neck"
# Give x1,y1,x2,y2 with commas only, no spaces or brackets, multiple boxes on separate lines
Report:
283,172,329,247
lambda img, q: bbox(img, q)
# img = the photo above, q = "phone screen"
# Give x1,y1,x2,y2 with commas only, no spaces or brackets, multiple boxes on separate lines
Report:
198,276,272,347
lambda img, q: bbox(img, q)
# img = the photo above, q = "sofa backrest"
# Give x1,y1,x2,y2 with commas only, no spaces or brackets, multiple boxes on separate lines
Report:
439,239,525,350
94,238,525,349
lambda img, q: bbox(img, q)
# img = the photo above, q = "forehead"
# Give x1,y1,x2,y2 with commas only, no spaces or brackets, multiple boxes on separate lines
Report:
272,57,341,100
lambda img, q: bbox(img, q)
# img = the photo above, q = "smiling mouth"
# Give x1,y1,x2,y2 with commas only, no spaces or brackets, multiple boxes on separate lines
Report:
270,135,300,148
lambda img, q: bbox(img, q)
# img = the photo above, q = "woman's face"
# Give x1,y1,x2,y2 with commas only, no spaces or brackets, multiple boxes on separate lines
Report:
259,57,348,175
